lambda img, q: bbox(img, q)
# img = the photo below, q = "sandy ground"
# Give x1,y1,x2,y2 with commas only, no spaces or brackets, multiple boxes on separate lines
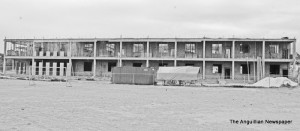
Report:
0,79,300,131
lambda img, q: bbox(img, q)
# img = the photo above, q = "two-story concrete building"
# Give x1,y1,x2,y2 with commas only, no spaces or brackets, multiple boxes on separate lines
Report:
2,37,297,82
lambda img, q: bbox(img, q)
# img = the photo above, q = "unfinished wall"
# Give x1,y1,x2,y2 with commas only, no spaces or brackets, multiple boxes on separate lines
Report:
71,42,94,57
234,62,255,80
265,62,290,76
149,60,175,70
205,41,232,58
265,42,291,59
96,41,120,57
150,42,175,58
177,42,203,58
72,60,93,76
235,41,262,59
205,61,232,79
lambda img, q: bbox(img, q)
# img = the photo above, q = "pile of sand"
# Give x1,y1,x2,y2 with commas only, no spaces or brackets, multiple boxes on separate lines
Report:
251,77,298,88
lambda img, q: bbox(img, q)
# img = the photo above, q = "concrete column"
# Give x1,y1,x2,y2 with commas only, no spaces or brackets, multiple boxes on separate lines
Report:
18,63,21,74
262,41,265,77
53,51,57,57
232,41,235,59
68,41,71,57
203,41,206,58
38,62,43,76
146,60,149,67
67,62,71,77
46,51,50,56
232,61,235,80
60,51,64,57
94,40,97,57
174,41,177,58
203,61,205,79
93,59,96,77
12,59,15,71
60,63,64,76
3,41,6,74
33,41,36,56
293,40,296,59
53,62,57,76
174,60,177,67
147,41,150,58
119,41,122,67
45,62,50,76
39,51,43,56
32,59,35,75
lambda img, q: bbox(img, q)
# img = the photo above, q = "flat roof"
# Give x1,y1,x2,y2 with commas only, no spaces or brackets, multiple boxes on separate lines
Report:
4,37,296,42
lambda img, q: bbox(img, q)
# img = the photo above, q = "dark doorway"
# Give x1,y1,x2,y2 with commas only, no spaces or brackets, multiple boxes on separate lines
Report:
84,62,92,71
270,65,280,74
108,62,117,72
133,63,142,67
283,69,288,77
185,63,194,66
159,63,168,67
225,68,231,79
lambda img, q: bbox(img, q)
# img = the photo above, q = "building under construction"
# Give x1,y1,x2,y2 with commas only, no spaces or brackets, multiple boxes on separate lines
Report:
1,37,297,82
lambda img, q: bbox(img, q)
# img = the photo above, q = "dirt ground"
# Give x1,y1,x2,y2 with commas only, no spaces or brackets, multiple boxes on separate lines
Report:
0,79,299,131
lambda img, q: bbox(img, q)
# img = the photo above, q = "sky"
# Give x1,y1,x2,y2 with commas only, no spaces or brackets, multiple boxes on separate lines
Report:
0,0,300,53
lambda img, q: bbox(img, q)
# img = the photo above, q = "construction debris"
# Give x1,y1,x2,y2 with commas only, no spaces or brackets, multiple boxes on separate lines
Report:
250,77,298,88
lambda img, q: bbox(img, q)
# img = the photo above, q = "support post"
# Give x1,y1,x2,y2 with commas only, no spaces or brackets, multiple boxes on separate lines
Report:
119,41,122,67
146,40,149,67
60,63,64,76
203,40,206,58
262,41,265,77
46,62,50,76
94,40,97,57
174,40,177,58
232,41,235,59
203,61,205,79
93,59,96,77
3,40,6,74
232,61,235,80
293,40,296,59
39,62,43,76
32,59,35,75
52,62,57,76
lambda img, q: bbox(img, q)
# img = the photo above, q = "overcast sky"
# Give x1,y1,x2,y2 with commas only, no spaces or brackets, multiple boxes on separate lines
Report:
0,0,299,53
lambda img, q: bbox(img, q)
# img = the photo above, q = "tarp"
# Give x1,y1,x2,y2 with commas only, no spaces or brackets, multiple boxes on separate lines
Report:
251,77,298,88
157,66,200,81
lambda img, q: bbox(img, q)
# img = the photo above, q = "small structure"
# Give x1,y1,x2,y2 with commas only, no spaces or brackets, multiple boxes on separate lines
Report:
157,66,201,85
111,66,155,85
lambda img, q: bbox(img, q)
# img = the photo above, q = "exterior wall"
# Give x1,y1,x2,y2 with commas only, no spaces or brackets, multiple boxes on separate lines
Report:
3,38,296,82
122,42,147,57
205,61,232,79
265,42,291,59
122,60,146,67
205,41,232,58
235,41,262,59
149,60,174,70
265,62,290,76
149,42,175,58
177,42,203,58
72,60,94,76
234,62,255,80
